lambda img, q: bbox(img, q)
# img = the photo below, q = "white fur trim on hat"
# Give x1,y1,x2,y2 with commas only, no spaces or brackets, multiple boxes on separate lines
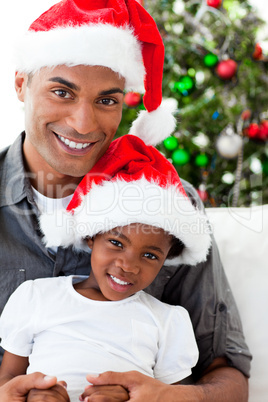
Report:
40,177,211,265
129,99,177,146
14,24,145,92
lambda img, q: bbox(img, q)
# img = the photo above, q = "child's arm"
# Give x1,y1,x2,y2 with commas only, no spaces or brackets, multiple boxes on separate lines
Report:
0,351,29,386
0,352,70,401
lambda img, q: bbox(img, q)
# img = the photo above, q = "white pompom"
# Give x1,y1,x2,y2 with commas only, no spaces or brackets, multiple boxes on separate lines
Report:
129,99,177,146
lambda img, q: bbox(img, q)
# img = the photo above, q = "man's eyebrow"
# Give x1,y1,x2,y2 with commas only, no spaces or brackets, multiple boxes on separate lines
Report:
48,77,80,91
48,79,123,95
99,88,124,96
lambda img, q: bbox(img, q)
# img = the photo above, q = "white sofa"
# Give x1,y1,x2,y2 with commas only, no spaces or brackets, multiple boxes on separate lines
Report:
206,205,268,402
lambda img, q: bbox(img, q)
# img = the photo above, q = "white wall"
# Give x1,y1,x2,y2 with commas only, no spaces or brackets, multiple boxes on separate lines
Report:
0,1,57,148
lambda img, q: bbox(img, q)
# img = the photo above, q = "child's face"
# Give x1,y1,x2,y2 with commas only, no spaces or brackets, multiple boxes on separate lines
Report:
87,223,172,301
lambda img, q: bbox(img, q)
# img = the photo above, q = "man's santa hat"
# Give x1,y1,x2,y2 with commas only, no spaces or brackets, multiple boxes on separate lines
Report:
39,135,211,266
15,0,177,146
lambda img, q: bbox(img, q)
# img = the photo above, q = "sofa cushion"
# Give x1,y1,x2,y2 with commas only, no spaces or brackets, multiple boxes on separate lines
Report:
206,205,268,402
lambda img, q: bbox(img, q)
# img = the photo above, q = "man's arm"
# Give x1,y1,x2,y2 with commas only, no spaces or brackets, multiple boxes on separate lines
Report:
194,357,248,402
84,357,248,402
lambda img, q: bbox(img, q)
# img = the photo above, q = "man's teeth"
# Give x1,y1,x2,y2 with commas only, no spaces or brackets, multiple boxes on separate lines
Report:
110,275,130,286
58,135,91,149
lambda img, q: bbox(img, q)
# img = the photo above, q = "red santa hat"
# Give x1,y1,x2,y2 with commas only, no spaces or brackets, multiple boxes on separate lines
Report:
39,135,211,266
15,0,177,146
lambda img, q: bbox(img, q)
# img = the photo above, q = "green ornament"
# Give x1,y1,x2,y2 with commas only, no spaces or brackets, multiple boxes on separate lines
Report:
263,159,268,176
163,136,178,151
172,149,190,165
187,68,196,77
173,76,195,96
203,53,219,68
195,153,209,167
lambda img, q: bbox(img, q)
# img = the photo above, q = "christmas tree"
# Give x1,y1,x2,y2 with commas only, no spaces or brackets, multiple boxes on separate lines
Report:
118,0,268,207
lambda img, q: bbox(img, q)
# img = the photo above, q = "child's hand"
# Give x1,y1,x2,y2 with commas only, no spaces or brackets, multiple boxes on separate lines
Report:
27,381,70,402
79,382,129,402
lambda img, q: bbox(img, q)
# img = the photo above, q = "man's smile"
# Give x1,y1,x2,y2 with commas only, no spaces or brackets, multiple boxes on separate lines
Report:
56,134,93,150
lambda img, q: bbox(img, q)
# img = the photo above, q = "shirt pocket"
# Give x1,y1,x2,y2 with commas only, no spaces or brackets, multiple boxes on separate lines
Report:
0,268,26,315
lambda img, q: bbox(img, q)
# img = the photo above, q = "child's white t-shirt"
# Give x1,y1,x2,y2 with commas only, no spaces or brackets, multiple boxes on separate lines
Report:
31,187,73,254
0,276,198,401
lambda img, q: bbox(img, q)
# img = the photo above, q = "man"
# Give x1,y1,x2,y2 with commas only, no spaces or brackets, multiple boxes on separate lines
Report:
0,0,251,401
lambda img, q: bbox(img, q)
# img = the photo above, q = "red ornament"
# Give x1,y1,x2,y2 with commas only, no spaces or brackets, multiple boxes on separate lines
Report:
197,188,208,202
241,109,251,121
215,59,237,80
207,0,222,8
245,121,268,142
252,43,263,60
258,120,268,141
124,92,142,108
247,123,260,139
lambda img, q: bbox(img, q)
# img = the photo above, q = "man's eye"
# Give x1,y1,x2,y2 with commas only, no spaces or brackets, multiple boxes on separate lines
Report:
144,253,157,260
99,98,117,105
110,239,122,247
54,90,72,99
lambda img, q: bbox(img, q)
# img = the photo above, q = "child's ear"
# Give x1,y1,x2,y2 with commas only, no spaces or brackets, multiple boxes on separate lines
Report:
87,237,94,249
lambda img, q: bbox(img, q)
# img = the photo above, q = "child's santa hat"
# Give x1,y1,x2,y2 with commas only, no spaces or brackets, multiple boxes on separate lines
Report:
39,135,211,266
15,0,177,146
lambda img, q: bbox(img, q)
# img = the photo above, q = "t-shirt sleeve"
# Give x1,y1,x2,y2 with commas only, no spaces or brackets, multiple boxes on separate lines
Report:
0,280,37,357
153,305,199,384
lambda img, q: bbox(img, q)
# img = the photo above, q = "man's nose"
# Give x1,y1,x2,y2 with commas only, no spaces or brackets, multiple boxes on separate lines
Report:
65,101,99,135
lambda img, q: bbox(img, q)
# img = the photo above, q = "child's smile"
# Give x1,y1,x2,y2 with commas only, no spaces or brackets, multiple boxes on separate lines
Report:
75,223,173,301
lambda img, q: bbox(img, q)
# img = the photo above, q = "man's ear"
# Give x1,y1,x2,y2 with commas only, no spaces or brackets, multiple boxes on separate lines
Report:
14,72,28,102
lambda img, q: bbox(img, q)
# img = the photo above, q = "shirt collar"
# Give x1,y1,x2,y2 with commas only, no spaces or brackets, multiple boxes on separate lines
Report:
0,132,35,207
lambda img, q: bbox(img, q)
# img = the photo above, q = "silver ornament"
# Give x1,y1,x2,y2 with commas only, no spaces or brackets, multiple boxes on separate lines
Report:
216,124,243,159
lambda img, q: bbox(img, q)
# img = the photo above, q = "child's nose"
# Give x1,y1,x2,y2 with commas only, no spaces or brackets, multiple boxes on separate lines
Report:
116,254,140,275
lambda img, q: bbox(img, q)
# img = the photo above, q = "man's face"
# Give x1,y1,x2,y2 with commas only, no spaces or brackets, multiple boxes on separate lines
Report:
15,65,125,185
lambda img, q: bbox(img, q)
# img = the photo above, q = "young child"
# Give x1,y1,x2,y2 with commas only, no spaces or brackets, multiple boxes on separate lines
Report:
0,135,211,402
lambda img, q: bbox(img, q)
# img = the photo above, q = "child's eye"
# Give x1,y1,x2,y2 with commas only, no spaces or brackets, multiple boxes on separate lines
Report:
109,239,123,248
144,252,158,260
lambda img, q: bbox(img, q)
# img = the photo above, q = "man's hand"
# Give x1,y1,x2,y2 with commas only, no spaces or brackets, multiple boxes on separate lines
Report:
27,381,70,402
80,383,129,402
85,358,249,402
84,372,172,402
0,372,59,402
